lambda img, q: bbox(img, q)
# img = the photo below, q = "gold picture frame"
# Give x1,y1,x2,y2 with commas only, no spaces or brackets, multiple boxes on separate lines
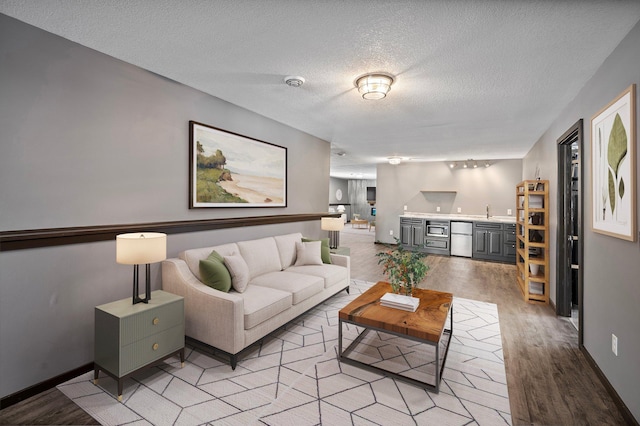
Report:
590,84,636,241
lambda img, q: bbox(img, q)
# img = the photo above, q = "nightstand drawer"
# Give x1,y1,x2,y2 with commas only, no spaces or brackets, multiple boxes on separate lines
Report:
120,301,183,346
120,325,184,375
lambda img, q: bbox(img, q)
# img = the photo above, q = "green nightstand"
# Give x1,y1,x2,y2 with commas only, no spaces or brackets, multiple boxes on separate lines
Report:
330,246,350,256
94,290,185,401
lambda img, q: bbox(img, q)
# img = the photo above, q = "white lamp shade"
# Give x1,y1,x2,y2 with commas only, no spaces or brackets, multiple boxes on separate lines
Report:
116,232,167,265
336,205,345,212
321,217,344,231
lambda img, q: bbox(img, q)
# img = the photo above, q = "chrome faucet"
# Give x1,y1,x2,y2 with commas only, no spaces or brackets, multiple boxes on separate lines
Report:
486,204,490,219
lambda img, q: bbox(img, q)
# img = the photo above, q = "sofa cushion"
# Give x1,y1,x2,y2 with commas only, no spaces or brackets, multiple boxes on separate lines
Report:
294,241,323,266
181,243,238,280
302,237,332,264
224,254,250,293
250,271,324,305
240,285,292,329
274,233,303,269
286,264,348,289
237,237,282,278
199,251,232,292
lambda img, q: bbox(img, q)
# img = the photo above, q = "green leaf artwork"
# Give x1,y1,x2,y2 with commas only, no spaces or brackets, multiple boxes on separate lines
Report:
607,113,627,176
608,169,616,213
606,113,628,214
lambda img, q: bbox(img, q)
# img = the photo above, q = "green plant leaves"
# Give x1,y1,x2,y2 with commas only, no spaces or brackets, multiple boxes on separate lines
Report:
608,113,627,176
376,238,429,293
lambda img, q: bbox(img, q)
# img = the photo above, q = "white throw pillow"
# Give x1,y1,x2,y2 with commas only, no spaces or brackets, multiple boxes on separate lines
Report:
294,241,323,266
224,254,250,293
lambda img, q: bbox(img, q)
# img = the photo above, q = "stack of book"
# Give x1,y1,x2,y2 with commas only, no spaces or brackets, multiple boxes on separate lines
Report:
380,293,420,312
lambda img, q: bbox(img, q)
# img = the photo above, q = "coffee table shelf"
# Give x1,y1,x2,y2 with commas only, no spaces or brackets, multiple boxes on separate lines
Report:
338,281,453,393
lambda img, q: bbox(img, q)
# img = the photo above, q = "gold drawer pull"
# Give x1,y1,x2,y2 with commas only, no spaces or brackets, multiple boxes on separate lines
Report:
152,317,159,325
152,343,159,351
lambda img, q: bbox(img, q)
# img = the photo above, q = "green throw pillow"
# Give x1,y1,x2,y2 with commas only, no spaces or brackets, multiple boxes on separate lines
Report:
302,237,331,264
199,250,232,292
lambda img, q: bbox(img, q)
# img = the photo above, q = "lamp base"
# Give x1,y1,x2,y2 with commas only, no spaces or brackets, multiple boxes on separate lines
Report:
132,264,152,305
328,230,340,250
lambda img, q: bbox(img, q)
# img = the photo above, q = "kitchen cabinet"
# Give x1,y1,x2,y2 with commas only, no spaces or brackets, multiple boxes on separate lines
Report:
472,222,503,261
502,223,517,262
400,217,424,249
516,180,550,304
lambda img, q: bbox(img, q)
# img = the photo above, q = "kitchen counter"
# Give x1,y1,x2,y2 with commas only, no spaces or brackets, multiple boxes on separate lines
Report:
400,212,516,223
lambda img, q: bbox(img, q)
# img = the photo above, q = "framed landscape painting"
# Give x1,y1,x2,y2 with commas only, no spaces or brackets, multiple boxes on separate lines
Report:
590,84,636,241
189,121,287,208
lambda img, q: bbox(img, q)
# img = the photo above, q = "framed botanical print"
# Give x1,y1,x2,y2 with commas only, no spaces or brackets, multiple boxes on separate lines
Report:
591,84,636,241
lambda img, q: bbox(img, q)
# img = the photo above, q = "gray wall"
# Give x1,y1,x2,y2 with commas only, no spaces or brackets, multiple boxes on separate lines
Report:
329,177,348,204
0,14,330,398
522,19,640,421
375,160,522,243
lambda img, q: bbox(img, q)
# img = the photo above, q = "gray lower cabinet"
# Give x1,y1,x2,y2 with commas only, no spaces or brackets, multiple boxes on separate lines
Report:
502,223,517,263
473,222,505,262
400,218,425,249
400,217,514,263
94,290,185,401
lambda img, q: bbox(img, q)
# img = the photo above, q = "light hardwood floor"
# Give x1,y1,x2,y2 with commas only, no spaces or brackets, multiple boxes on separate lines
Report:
0,229,629,425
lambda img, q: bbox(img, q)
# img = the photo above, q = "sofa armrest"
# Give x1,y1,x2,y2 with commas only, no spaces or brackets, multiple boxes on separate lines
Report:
329,253,350,286
329,253,350,269
162,258,245,354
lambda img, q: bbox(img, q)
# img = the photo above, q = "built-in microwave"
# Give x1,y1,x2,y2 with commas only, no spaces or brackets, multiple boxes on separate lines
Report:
426,222,449,237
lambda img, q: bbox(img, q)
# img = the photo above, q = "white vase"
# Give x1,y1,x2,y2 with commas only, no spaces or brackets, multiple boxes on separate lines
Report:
529,263,539,276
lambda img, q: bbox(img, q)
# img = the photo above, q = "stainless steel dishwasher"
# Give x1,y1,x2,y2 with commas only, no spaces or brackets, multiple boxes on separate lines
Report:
450,221,473,257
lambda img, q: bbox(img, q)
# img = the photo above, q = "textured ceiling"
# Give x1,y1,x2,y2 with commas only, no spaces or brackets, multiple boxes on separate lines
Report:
2,1,640,179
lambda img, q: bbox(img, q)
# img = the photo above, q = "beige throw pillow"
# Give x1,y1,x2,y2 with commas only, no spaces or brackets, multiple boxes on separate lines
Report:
224,254,250,293
294,241,323,266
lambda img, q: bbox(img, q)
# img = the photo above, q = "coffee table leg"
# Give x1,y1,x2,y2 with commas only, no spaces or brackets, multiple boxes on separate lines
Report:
435,341,440,393
338,319,343,357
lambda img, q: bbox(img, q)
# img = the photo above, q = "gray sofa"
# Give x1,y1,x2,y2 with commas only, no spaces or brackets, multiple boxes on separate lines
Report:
161,232,350,368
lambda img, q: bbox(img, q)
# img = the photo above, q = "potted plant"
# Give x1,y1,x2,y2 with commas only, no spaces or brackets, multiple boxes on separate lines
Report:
376,238,429,296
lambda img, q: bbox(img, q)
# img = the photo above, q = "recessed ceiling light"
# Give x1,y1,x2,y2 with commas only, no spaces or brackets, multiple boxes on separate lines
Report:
284,76,305,87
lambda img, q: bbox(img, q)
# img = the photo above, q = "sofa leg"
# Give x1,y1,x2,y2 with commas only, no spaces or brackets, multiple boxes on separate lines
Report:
230,354,238,370
345,286,350,294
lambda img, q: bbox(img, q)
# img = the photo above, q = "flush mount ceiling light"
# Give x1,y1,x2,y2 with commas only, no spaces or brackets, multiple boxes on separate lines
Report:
284,75,305,87
388,157,402,165
355,73,394,100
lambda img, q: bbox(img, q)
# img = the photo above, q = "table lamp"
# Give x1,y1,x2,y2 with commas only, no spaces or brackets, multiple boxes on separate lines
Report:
321,217,344,249
116,232,167,304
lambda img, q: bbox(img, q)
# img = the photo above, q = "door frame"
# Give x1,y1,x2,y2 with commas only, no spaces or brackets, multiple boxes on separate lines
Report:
556,119,584,345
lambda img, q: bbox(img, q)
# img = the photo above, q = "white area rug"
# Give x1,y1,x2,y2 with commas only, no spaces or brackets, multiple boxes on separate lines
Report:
59,280,511,425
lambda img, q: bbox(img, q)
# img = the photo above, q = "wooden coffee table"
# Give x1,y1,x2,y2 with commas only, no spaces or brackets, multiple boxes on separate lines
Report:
338,281,453,393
